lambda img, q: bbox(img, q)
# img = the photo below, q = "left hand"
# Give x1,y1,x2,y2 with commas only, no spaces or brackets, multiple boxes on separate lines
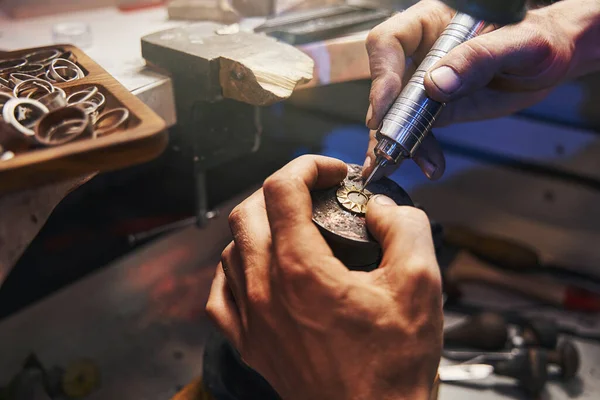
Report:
206,154,443,400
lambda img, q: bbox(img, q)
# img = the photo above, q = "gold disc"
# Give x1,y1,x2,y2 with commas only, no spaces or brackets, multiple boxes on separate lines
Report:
336,184,372,214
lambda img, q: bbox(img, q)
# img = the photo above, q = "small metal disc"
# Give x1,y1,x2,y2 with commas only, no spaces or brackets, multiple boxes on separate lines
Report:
312,163,413,270
336,184,372,214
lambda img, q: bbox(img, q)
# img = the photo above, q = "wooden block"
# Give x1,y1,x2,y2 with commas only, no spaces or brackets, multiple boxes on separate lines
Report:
142,26,314,106
298,32,370,89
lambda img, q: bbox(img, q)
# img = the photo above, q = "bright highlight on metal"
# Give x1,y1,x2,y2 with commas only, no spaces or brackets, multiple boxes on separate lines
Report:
336,184,373,214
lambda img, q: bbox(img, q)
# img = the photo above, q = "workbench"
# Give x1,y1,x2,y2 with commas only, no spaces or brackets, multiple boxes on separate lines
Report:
1,4,600,400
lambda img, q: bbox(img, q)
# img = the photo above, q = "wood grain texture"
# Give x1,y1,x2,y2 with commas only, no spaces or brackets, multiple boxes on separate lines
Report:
0,44,167,195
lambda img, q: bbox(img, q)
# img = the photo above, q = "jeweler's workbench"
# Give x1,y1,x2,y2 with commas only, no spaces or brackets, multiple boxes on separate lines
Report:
1,4,600,400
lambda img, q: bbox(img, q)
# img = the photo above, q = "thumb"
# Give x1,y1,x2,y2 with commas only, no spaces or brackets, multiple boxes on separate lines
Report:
365,195,438,284
423,23,572,103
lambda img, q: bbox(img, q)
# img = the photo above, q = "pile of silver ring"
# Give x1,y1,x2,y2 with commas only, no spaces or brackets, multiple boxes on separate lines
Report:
0,48,85,91
0,50,130,160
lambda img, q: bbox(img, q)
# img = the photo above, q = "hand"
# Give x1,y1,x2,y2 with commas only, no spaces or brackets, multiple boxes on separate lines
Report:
363,0,600,180
206,155,443,400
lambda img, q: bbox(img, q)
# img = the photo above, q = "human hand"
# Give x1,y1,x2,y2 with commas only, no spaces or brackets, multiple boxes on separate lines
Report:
363,0,600,180
206,155,443,400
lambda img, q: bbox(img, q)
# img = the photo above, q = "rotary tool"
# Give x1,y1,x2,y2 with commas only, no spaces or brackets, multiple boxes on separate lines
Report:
363,0,528,187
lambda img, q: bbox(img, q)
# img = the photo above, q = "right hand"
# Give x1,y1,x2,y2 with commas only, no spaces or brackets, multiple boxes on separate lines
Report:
363,0,600,180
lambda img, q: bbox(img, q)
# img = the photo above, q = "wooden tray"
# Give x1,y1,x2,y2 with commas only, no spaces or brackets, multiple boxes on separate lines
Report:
0,44,168,194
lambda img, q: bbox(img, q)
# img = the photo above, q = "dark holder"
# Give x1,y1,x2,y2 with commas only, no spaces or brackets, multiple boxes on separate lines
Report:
203,163,436,399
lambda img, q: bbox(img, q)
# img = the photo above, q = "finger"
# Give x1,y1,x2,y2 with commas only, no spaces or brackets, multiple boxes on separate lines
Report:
412,132,445,180
206,263,243,350
263,155,347,271
424,13,573,102
228,188,272,301
366,0,453,130
434,87,551,126
365,196,440,291
221,242,248,322
361,129,400,180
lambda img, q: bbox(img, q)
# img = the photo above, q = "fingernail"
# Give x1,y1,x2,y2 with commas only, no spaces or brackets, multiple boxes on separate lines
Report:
424,162,437,180
373,194,396,206
365,104,373,126
363,156,372,170
430,66,461,95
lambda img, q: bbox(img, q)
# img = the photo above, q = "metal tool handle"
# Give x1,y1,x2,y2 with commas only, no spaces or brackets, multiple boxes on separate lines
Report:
378,12,485,159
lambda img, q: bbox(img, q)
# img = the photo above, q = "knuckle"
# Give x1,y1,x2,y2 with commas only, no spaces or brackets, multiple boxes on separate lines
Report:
457,40,496,72
220,242,234,266
228,205,243,229
365,28,383,54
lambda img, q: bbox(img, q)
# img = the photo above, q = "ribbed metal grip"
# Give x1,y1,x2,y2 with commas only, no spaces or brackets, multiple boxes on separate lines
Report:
377,13,486,161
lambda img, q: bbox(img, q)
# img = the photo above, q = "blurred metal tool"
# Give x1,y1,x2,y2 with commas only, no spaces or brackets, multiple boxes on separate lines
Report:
254,5,393,44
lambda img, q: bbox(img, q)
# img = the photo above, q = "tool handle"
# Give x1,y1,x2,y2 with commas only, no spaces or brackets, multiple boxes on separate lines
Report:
444,224,540,270
379,13,485,157
446,251,566,306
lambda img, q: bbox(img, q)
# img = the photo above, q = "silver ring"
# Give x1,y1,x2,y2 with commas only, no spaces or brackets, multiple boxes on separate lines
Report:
24,49,61,66
49,58,84,82
66,86,98,104
35,106,92,146
2,98,49,137
69,101,99,115
0,76,12,91
9,72,37,86
38,90,67,111
17,63,45,76
13,78,55,98
0,91,14,117
43,66,75,83
0,58,27,74
93,107,129,137
55,87,66,99
46,120,87,143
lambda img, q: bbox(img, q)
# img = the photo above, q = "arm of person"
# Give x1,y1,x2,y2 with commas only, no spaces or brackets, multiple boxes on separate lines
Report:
206,155,443,400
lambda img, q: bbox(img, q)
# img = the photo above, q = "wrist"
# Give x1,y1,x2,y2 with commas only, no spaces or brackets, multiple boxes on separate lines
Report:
547,0,600,78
